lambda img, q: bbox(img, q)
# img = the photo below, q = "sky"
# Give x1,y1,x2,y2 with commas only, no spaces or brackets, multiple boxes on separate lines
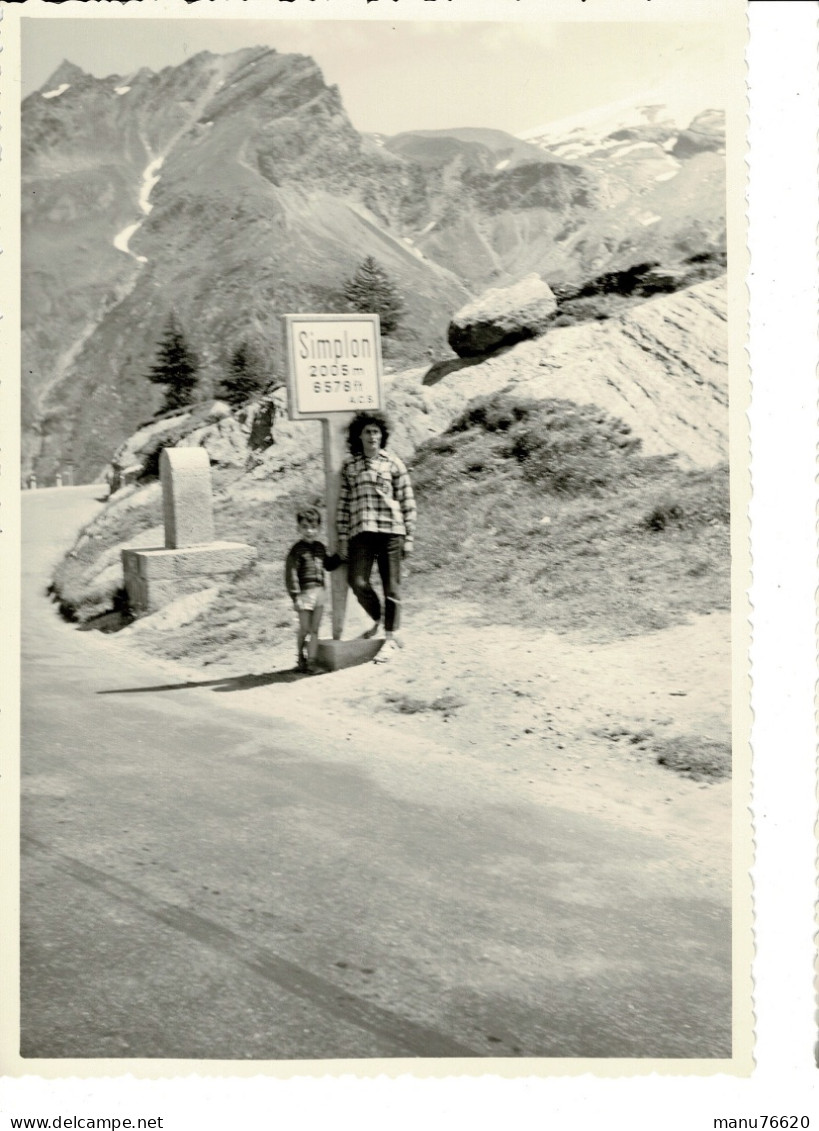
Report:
21,17,728,137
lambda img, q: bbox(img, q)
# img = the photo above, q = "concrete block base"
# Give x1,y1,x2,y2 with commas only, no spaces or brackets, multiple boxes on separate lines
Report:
122,541,256,615
316,637,384,671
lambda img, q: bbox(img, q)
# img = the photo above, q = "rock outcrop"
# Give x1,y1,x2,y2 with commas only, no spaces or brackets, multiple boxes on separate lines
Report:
419,275,728,469
106,400,248,492
448,274,558,357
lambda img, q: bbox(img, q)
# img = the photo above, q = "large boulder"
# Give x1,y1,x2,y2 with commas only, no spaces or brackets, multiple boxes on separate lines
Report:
671,109,725,158
448,274,558,357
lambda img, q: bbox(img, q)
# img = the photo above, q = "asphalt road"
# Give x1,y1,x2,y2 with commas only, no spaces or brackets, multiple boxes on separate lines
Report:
19,485,731,1063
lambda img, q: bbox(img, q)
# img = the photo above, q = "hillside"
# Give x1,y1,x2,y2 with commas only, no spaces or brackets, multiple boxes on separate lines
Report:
50,275,728,623
46,271,732,830
23,48,725,485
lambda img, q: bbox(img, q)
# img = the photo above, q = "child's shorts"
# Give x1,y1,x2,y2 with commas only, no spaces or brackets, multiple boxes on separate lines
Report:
296,586,326,612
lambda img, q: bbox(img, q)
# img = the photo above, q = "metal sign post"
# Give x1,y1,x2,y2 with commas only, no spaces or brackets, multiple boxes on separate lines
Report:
283,313,384,641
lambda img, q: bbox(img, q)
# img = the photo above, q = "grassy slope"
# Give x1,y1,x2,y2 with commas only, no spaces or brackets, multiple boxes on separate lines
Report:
411,458,729,642
408,394,729,642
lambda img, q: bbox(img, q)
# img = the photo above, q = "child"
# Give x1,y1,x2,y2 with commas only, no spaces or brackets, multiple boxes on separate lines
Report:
284,506,339,673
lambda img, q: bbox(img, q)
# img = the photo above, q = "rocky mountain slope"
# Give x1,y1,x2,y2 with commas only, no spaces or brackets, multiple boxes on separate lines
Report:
22,48,466,482
23,49,725,485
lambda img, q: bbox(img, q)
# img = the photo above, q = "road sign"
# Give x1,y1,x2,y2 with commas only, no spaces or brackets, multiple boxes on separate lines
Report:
283,313,383,420
282,312,385,640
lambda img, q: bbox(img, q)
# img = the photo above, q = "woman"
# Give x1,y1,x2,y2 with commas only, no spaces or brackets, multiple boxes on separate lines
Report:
336,411,417,662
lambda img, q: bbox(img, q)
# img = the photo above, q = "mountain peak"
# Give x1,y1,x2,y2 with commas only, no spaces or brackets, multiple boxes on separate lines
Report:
40,59,91,92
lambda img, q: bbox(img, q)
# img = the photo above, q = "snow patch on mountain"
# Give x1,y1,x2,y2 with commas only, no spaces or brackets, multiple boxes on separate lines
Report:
616,142,659,159
138,155,164,215
113,152,164,262
42,84,70,100
114,86,131,97
113,223,147,263
519,89,720,160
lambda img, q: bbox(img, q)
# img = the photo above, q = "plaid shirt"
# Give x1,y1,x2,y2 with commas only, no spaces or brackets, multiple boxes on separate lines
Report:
336,450,417,557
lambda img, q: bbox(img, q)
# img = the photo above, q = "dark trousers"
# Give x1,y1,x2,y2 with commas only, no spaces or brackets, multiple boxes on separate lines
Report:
348,533,403,632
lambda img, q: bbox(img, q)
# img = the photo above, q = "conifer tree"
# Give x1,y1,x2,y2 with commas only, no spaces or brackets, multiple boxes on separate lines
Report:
342,256,404,336
217,342,269,408
147,314,200,413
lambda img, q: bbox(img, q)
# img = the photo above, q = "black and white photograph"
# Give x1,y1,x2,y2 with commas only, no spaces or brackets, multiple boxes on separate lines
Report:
4,0,784,1099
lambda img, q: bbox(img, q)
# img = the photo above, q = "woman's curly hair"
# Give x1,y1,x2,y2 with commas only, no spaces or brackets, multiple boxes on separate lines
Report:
347,410,391,456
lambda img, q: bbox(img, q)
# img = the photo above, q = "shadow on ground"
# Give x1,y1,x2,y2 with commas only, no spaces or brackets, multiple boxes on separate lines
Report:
97,667,322,696
423,355,487,387
422,344,517,387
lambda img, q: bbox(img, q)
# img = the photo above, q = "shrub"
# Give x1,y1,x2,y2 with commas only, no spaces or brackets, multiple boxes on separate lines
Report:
546,254,727,330
576,261,661,298
643,501,686,531
505,402,642,495
416,393,645,498
653,735,731,782
448,393,541,435
641,466,730,532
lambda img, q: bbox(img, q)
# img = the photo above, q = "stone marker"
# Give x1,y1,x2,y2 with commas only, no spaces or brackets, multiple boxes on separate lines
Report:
160,446,215,548
122,445,256,616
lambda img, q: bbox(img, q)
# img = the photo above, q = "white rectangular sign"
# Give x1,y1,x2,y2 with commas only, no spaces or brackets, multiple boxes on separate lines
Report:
283,313,383,420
